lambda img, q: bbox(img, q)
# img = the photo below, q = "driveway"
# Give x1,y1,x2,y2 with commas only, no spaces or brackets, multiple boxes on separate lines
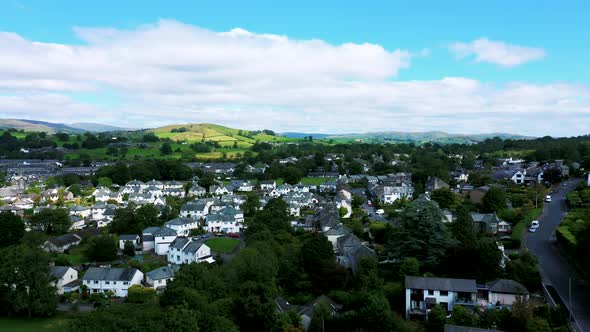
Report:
525,179,590,332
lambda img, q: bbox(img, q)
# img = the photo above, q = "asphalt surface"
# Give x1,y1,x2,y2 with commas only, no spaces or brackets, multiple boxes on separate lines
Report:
525,179,590,332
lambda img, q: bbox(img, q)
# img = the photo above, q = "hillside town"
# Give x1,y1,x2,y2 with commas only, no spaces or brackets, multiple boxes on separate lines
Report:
1,137,587,331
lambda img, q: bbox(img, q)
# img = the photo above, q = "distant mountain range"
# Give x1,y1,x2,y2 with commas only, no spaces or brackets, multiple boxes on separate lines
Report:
0,119,131,133
0,118,531,144
281,130,532,144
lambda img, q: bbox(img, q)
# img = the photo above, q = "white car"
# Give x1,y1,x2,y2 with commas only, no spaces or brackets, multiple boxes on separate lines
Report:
375,209,385,215
545,195,552,203
530,220,540,229
529,226,537,233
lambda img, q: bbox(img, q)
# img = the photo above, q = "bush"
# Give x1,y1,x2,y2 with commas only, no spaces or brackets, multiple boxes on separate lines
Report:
127,285,156,304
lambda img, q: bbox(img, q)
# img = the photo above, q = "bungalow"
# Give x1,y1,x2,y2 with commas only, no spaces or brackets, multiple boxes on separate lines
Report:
119,234,140,250
167,237,214,265
50,266,79,295
481,279,529,306
470,212,503,234
82,267,143,297
145,265,179,291
43,234,82,253
405,276,477,319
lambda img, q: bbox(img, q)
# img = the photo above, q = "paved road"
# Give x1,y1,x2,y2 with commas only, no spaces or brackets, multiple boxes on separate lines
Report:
525,179,590,332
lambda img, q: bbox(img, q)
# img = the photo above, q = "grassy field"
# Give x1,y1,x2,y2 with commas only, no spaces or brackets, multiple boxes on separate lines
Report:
512,208,542,241
205,237,240,253
0,316,72,332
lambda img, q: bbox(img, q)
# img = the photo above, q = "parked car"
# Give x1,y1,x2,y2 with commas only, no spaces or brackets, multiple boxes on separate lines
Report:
529,226,537,233
530,220,540,229
545,195,552,203
375,209,385,215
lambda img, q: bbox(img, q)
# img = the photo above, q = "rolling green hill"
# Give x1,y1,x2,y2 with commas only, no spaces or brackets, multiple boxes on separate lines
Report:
150,123,297,147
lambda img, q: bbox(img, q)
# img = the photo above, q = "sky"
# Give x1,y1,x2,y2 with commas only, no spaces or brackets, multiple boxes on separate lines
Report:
0,0,589,136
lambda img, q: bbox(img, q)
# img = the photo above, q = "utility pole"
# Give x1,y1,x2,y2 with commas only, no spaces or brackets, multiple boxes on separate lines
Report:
569,277,572,324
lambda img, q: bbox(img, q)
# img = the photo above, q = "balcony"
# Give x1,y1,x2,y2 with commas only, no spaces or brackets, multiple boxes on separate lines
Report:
454,296,476,306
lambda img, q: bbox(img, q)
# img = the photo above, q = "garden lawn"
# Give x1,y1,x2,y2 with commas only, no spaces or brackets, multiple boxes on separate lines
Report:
204,238,240,254
0,316,72,332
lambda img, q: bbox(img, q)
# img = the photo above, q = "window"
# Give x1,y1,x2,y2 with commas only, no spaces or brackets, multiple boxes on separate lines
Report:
94,280,99,284
428,290,434,296
105,281,110,285
123,281,129,285
440,291,448,296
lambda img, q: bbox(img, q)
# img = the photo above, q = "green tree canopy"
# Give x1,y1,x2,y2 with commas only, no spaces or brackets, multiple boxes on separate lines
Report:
30,208,71,235
0,212,25,247
482,187,506,213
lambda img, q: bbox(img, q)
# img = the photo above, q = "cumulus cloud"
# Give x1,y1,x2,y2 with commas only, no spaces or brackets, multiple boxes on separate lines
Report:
449,38,546,67
0,21,587,136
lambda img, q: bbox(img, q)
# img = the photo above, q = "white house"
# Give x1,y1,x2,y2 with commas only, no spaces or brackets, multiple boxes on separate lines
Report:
165,217,200,236
50,266,79,295
405,276,477,319
180,200,210,220
210,186,232,196
164,180,183,190
482,279,529,306
70,205,91,218
82,267,143,297
167,237,215,265
203,206,245,233
259,180,276,191
188,185,206,197
145,265,179,290
119,234,140,250
91,203,107,220
153,227,179,255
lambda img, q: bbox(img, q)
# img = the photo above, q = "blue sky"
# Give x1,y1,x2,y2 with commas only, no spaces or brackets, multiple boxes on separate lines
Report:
0,1,589,135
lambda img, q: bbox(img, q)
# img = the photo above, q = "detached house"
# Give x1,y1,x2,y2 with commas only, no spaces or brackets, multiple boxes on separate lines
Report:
82,267,143,297
145,265,179,291
405,276,477,320
470,212,503,234
167,237,215,265
50,266,79,295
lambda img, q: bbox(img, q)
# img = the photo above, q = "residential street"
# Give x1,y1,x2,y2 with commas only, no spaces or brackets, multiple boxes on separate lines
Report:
525,178,590,332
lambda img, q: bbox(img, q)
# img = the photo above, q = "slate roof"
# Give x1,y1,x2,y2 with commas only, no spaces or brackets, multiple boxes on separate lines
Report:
143,227,161,235
405,276,477,293
47,234,81,247
169,237,190,250
154,227,178,237
146,265,179,281
166,217,195,226
83,267,139,281
50,266,70,279
470,212,502,224
183,238,207,253
486,279,528,295
120,234,138,241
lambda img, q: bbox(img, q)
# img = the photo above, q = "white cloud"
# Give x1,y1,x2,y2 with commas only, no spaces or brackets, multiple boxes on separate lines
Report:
0,21,587,137
449,38,546,67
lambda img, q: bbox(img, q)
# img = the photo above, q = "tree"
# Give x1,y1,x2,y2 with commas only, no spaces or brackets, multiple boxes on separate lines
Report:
398,257,420,280
356,257,382,290
123,240,135,256
98,177,113,188
482,187,506,213
427,304,447,332
388,197,457,268
450,305,478,327
84,235,118,262
283,166,304,185
431,188,456,209
357,294,395,331
30,208,71,235
0,212,25,247
0,245,57,317
127,285,156,303
450,205,477,248
160,142,173,155
142,132,160,142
